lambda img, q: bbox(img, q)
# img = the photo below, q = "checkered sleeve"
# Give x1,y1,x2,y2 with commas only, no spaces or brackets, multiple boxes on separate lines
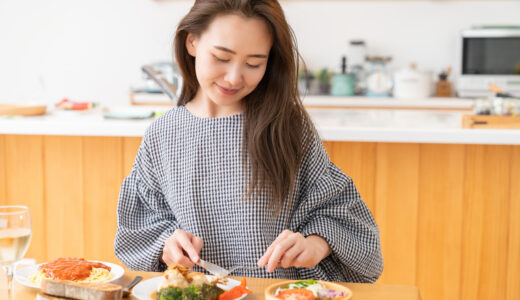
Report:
293,131,383,283
114,131,179,272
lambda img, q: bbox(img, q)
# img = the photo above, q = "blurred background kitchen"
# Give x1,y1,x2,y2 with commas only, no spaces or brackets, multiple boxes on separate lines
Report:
1,1,520,300
1,0,520,104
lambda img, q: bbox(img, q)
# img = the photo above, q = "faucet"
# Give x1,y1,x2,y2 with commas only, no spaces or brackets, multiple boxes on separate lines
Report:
141,65,180,103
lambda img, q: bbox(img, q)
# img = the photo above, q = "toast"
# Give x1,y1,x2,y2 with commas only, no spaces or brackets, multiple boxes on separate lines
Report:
41,278,122,300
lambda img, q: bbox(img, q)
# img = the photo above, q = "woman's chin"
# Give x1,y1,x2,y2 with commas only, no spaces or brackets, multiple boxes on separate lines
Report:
210,93,243,107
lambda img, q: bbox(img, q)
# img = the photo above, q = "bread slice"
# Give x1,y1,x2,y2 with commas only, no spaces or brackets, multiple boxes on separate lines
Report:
41,279,123,300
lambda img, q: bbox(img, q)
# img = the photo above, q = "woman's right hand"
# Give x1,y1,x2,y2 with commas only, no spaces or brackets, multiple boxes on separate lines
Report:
162,229,203,268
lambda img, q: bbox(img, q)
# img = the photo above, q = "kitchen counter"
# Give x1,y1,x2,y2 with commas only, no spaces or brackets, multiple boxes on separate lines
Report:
310,109,520,145
302,95,475,110
1,107,518,145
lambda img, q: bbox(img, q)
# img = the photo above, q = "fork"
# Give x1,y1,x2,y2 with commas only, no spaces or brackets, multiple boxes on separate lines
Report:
122,276,143,297
196,259,264,278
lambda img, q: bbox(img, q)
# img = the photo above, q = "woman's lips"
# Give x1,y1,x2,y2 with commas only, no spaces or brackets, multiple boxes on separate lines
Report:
216,83,240,95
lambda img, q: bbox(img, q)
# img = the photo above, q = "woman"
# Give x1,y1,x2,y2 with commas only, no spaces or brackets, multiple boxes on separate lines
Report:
115,0,383,283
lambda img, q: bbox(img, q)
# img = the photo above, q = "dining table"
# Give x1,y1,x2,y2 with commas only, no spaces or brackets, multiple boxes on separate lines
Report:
11,269,422,300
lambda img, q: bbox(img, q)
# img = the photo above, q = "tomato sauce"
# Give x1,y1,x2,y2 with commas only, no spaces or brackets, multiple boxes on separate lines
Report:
39,257,111,281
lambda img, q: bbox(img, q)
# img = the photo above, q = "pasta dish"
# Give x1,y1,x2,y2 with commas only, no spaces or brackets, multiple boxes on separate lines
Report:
28,257,113,285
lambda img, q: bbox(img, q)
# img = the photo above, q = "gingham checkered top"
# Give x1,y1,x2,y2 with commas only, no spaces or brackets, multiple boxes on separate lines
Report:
114,105,383,283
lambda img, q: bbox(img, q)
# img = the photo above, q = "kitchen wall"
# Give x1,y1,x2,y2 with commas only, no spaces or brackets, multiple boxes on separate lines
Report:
0,0,519,106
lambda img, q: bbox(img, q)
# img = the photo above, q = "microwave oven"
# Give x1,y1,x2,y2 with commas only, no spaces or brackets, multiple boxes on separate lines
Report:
457,29,520,98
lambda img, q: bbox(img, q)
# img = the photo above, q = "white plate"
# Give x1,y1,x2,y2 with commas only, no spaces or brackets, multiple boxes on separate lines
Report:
14,261,125,289
133,275,248,300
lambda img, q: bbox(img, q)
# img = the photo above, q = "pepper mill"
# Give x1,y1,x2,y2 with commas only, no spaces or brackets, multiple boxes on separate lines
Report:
435,67,452,97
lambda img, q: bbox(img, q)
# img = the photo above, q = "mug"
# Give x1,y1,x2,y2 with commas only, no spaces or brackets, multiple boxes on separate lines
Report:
331,74,355,96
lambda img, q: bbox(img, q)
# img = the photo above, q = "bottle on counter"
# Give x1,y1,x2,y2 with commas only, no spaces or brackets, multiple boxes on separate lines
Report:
435,67,452,97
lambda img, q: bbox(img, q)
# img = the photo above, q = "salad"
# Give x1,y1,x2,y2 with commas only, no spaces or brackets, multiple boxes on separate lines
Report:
155,265,252,300
274,279,350,300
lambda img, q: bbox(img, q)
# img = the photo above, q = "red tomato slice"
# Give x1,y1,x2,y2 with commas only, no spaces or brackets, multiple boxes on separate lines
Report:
217,277,252,300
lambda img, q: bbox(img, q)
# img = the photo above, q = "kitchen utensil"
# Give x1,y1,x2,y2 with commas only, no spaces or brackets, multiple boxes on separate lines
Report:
489,83,515,98
331,56,355,96
196,259,263,278
141,65,179,103
331,74,355,96
393,63,433,99
366,56,393,97
143,62,176,93
122,275,143,297
0,104,47,116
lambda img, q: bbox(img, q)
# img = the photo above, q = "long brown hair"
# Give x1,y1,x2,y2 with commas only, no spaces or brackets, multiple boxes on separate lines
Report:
174,0,313,212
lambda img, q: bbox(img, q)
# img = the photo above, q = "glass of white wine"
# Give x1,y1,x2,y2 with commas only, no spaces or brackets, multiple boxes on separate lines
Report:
0,205,32,300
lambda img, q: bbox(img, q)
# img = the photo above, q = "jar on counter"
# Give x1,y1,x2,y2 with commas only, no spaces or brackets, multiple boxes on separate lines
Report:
473,98,492,115
473,97,520,115
347,40,368,95
347,40,366,67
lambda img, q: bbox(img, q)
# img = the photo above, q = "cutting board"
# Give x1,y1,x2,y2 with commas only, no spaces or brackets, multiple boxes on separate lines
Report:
0,104,47,116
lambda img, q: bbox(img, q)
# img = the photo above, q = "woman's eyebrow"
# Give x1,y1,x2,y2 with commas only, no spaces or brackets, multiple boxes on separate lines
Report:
213,45,268,58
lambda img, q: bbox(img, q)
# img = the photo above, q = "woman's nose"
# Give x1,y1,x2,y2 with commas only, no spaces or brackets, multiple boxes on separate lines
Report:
223,64,243,86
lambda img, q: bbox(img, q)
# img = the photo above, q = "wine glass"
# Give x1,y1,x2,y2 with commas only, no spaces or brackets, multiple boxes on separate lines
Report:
0,206,32,300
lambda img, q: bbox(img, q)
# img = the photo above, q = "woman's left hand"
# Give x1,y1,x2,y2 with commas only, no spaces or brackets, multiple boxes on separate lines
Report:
257,230,332,273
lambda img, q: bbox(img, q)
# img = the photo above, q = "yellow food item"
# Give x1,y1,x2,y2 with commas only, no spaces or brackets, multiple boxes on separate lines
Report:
158,264,209,290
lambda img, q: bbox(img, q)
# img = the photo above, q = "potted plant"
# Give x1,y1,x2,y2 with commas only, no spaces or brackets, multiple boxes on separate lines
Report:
316,68,332,95
298,68,315,95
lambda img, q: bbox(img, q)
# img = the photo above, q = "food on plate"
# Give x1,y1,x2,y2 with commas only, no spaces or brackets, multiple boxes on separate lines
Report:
154,264,252,300
29,257,113,285
55,98,97,111
216,277,251,300
273,279,350,300
39,278,122,300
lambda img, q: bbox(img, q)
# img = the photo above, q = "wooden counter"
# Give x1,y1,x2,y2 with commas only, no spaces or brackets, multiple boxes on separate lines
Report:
1,135,519,300
12,270,421,300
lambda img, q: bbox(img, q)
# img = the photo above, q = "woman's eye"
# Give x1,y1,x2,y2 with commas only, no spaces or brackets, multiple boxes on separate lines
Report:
213,55,229,63
246,63,261,69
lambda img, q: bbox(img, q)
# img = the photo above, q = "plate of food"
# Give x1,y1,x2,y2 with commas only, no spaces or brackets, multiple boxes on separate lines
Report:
265,279,352,300
15,257,125,289
133,264,252,300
